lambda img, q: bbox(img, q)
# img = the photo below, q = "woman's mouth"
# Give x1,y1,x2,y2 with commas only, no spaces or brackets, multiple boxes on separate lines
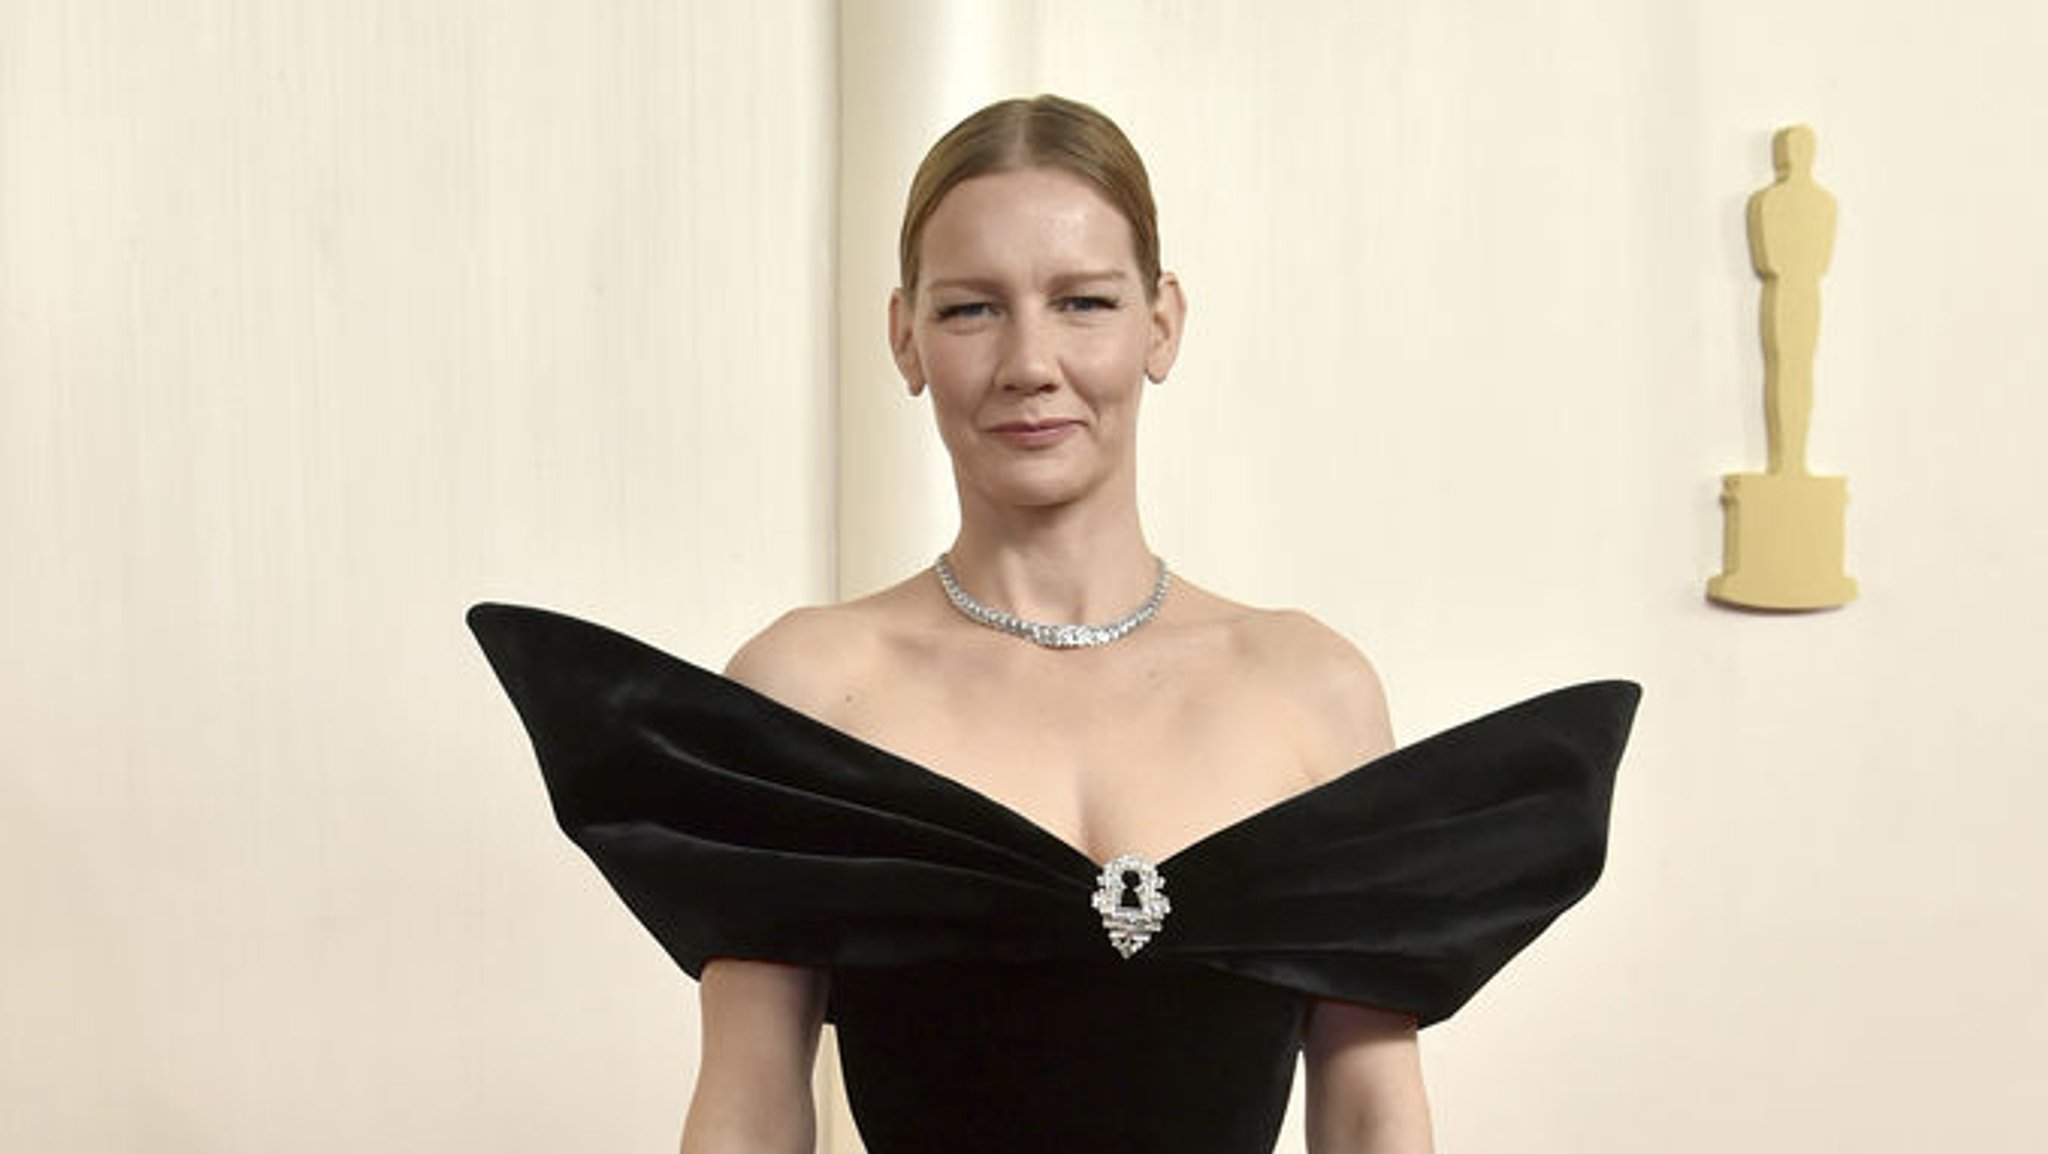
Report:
989,420,1080,449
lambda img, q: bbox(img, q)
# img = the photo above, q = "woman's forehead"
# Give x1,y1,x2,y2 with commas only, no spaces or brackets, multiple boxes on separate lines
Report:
918,169,1139,277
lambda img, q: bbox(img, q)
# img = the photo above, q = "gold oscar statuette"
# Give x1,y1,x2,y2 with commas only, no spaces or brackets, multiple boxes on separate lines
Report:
1709,124,1858,610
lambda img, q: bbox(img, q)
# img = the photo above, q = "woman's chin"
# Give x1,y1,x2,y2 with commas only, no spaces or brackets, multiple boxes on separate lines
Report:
964,471,1109,513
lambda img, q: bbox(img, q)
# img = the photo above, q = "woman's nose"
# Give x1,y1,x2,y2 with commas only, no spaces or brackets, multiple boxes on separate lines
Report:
995,309,1058,393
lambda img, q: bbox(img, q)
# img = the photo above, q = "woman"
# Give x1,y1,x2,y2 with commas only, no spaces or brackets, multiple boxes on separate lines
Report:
471,95,1636,1154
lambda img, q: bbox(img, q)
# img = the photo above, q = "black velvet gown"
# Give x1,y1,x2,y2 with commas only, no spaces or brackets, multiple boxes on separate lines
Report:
468,603,1639,1154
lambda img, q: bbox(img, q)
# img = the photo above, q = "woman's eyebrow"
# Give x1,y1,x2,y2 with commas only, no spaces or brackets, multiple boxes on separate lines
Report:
923,276,1003,295
924,270,1132,295
1046,269,1132,290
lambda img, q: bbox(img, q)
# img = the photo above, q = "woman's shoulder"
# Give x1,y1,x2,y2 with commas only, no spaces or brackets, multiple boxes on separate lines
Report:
1176,583,1395,777
723,574,935,718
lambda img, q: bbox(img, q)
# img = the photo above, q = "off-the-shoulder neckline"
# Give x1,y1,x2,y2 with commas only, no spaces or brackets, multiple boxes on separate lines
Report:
469,601,1637,875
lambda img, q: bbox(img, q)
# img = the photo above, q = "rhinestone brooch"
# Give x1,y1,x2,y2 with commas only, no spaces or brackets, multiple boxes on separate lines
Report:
1091,854,1171,959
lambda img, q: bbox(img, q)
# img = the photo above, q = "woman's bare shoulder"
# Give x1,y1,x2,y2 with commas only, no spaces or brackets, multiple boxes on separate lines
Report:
1178,583,1395,774
723,574,934,718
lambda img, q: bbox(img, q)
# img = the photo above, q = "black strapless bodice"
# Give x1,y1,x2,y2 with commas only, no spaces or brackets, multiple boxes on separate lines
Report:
468,603,1639,1154
834,960,1306,1152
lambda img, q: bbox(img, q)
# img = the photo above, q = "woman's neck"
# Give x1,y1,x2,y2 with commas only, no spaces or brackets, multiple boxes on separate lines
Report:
944,504,1157,626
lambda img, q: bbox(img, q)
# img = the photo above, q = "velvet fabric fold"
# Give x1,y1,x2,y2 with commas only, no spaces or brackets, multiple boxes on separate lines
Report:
469,601,1637,1026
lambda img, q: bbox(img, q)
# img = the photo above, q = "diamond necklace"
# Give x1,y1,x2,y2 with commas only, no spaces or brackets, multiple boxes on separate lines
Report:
933,553,1170,649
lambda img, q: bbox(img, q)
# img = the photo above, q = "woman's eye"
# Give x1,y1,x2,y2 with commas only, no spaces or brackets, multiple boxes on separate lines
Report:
1059,295,1119,313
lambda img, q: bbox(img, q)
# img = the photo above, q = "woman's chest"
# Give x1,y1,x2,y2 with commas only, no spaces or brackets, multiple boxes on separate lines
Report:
830,661,1339,862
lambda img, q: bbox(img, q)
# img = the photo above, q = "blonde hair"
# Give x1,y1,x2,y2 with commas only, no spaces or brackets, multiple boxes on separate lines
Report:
898,94,1161,299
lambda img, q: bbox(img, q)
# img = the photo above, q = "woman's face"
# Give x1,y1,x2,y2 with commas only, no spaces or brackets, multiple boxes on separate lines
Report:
890,166,1184,513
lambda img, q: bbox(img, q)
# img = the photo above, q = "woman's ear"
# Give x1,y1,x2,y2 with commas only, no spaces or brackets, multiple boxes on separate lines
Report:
1144,273,1187,384
888,289,925,395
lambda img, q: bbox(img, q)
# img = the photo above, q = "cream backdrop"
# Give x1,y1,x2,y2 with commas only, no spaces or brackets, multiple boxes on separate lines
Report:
4,2,2045,1153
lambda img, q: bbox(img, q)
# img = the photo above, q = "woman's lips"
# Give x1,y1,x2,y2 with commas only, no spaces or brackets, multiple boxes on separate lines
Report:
989,420,1080,449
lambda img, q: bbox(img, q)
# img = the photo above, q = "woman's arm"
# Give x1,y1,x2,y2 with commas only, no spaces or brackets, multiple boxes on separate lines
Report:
1272,613,1424,1150
679,959,828,1154
681,611,848,1152
1302,1001,1434,1154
